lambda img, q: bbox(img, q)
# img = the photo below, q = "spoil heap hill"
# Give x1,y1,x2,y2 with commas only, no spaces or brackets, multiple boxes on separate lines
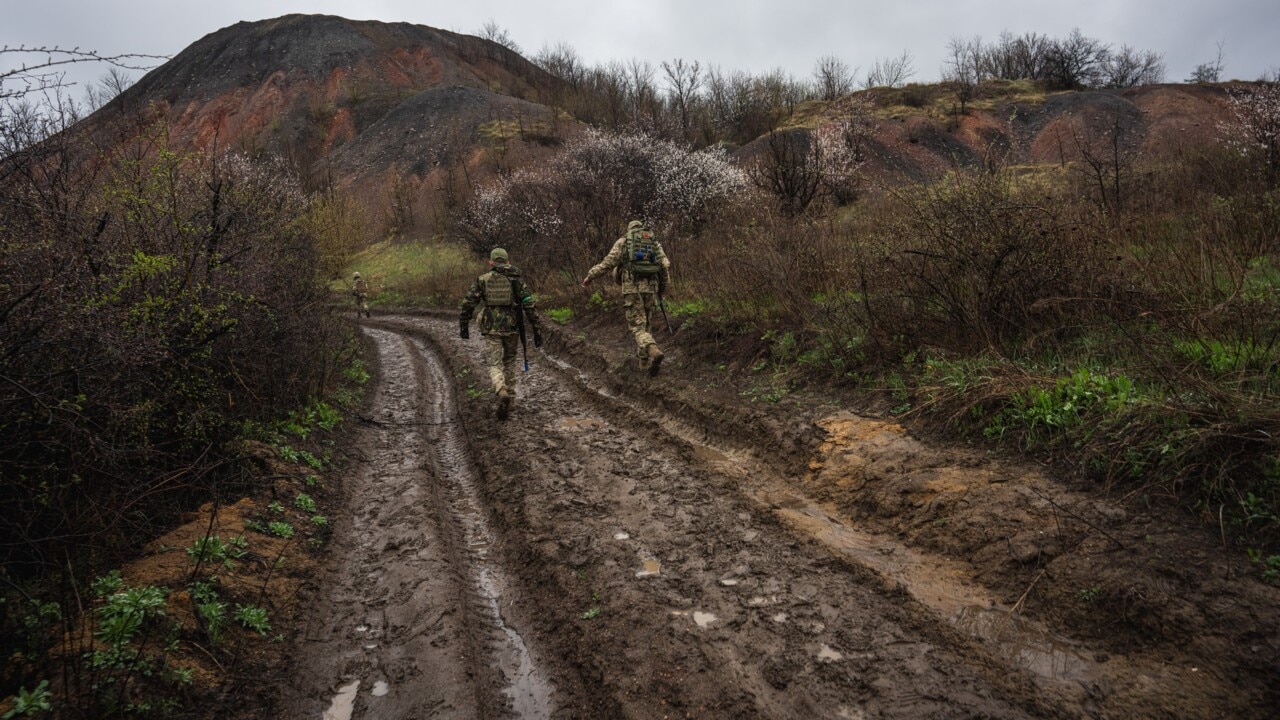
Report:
88,14,558,188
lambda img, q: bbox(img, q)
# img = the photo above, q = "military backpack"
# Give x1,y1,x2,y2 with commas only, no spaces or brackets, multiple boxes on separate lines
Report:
624,228,663,277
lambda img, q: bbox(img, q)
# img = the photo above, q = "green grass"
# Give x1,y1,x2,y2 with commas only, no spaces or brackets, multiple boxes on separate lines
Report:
545,307,574,324
338,239,475,308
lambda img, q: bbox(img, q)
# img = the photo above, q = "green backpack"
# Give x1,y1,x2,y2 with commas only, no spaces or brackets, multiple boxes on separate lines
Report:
625,228,663,277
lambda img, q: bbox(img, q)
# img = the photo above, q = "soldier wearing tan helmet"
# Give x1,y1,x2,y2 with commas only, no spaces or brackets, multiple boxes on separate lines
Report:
351,271,370,318
459,247,542,420
581,220,671,374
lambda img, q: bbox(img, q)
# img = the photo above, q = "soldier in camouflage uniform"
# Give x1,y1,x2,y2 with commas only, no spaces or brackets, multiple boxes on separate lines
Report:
352,271,371,318
581,220,671,375
459,248,542,420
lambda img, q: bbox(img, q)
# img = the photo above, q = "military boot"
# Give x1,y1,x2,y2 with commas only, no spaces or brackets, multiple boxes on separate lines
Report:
496,387,512,420
645,344,665,376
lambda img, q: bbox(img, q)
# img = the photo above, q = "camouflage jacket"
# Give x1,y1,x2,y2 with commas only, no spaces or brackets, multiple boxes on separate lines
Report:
585,235,671,295
459,264,541,337
352,278,368,297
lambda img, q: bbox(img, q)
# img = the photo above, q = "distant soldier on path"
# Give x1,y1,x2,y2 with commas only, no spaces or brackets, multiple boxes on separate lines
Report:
581,220,671,374
459,248,542,420
352,271,371,318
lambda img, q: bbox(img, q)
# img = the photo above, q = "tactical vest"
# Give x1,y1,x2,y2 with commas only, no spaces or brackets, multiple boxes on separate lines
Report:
625,229,663,277
482,271,514,306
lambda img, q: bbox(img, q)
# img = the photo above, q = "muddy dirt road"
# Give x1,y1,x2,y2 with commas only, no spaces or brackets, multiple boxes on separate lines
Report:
282,314,1278,719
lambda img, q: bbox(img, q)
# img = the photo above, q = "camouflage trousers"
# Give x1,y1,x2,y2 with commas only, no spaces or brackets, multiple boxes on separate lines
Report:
353,293,369,315
623,292,659,353
483,334,520,394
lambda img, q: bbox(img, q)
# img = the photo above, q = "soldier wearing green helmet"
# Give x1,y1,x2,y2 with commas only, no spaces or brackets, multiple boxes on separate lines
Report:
459,247,542,419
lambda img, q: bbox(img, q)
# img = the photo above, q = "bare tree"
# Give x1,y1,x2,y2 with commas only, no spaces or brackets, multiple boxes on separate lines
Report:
863,51,915,89
625,58,660,129
944,35,985,113
534,41,586,88
1101,46,1165,88
1187,41,1226,83
662,58,703,139
85,67,135,110
478,19,521,53
1043,28,1109,89
813,55,855,101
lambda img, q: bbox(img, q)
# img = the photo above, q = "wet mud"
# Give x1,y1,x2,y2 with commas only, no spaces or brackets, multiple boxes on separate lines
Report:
283,313,1278,719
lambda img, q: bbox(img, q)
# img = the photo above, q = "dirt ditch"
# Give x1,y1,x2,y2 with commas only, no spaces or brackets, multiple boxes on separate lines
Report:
279,312,1278,719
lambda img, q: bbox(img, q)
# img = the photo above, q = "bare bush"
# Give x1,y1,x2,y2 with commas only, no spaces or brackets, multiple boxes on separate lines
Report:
881,170,1105,352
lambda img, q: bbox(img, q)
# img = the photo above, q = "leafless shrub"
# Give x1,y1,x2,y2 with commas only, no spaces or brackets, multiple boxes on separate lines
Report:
879,169,1106,352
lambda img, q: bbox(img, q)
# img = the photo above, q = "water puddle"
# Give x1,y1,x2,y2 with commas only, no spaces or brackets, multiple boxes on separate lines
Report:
557,415,606,432
950,606,1091,682
322,680,360,720
613,531,630,540
636,558,661,578
818,644,844,662
670,610,718,628
370,680,389,697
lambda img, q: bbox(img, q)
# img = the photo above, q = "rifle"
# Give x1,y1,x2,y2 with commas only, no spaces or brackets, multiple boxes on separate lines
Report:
512,279,529,371
658,277,673,335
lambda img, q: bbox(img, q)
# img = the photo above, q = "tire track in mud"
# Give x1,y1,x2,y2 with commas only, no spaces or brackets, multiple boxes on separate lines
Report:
379,314,1069,719
284,327,551,719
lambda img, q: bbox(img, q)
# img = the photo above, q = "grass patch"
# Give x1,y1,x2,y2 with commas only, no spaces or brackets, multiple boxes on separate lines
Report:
338,239,474,308
545,307,574,324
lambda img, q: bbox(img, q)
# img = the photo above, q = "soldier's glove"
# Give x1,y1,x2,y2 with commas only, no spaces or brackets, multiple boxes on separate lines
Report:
533,330,543,348
459,324,469,340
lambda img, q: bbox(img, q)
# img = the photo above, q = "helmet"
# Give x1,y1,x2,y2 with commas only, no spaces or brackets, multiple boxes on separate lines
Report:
490,247,509,263
352,271,361,279
627,220,645,231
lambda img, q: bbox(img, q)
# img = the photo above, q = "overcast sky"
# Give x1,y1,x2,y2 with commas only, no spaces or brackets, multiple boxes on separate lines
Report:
4,0,1278,98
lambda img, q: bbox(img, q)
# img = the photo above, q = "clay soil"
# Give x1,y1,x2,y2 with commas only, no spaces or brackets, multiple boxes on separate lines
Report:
218,309,1279,719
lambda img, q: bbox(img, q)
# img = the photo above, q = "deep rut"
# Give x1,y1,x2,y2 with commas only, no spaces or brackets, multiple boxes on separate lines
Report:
284,327,550,719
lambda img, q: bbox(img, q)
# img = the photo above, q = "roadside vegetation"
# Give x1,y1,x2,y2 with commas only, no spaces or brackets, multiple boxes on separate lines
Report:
0,56,369,714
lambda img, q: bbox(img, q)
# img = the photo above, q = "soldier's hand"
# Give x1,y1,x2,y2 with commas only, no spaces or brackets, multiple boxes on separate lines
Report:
459,324,469,340
581,276,591,287
533,330,543,348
